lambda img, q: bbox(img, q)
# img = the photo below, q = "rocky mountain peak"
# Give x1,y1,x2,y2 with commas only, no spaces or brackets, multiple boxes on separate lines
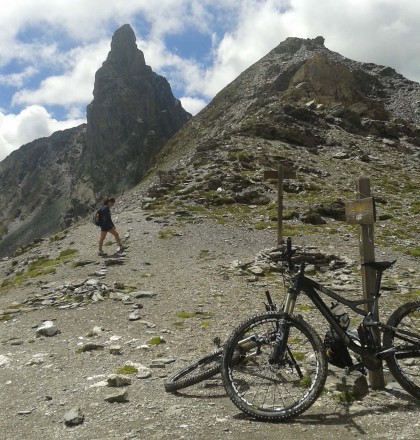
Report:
106,24,146,73
84,24,191,195
274,35,326,56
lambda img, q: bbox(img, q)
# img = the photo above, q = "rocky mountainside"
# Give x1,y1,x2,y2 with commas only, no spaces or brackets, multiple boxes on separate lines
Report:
0,24,190,257
142,36,419,260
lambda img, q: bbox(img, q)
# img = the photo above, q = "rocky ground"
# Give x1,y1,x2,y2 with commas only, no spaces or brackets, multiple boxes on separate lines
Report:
0,184,419,440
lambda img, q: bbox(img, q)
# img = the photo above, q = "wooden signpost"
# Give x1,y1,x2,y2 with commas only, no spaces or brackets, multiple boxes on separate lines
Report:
264,164,296,245
345,176,385,389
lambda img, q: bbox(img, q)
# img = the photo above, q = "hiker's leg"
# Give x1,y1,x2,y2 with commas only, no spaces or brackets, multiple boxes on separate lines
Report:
99,230,107,251
108,227,122,246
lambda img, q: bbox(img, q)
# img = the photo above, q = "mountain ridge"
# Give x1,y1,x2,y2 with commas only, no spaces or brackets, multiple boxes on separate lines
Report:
0,24,190,257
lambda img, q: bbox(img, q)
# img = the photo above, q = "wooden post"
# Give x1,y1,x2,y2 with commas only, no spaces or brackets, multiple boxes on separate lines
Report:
277,165,284,246
356,176,385,389
264,165,296,247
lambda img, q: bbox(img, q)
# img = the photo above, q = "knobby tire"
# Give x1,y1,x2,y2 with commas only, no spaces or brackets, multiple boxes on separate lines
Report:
221,311,328,422
164,348,223,392
383,300,420,399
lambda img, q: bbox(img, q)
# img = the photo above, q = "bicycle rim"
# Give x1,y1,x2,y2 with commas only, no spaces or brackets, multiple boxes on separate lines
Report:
384,301,420,399
221,312,328,421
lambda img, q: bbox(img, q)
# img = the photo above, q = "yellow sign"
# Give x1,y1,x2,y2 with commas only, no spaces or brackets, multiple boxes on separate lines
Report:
345,197,376,224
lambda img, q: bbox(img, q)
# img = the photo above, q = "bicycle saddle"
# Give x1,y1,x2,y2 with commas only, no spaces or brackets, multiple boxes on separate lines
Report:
362,260,396,271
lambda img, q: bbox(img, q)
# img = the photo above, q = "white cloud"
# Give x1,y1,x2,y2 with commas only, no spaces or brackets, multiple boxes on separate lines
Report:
0,105,85,161
12,40,109,107
179,96,207,115
0,66,38,87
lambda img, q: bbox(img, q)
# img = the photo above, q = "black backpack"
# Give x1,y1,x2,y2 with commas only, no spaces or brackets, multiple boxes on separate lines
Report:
93,208,102,226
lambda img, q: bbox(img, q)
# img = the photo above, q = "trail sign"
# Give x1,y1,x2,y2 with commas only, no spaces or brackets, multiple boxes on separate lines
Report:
345,197,376,225
264,167,296,181
263,165,297,245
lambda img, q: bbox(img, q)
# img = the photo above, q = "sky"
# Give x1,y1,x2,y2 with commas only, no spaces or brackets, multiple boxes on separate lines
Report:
1,0,420,161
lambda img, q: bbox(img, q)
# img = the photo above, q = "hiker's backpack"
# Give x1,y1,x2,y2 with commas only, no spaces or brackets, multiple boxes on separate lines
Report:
93,208,102,226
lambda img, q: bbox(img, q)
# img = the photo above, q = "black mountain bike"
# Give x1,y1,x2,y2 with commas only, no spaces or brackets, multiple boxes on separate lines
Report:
221,237,420,421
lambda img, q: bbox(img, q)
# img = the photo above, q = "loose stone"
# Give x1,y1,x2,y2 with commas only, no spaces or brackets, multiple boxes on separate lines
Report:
63,406,84,426
36,321,58,337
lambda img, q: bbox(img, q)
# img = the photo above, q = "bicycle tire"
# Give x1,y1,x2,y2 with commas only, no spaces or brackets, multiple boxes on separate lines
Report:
164,348,223,392
221,311,328,422
383,300,420,399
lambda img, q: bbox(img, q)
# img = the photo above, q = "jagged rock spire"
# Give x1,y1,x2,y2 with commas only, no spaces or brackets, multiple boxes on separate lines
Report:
106,24,146,71
85,24,191,195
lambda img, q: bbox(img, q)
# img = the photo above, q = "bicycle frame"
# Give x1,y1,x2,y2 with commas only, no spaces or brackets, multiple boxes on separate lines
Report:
283,270,419,363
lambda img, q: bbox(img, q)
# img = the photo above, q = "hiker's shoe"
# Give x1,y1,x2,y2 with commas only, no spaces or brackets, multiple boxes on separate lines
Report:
116,245,126,253
98,250,106,256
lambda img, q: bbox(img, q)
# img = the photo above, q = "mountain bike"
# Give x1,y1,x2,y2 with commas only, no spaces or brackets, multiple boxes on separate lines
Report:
164,292,277,392
221,237,420,421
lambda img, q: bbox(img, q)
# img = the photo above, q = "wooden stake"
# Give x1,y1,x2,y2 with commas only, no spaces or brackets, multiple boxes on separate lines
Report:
277,165,284,246
356,176,385,389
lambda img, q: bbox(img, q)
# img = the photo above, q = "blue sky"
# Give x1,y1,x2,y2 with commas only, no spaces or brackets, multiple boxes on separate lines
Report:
1,0,420,161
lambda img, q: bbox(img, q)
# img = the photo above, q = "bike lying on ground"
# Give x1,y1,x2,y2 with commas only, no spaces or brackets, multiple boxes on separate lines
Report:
164,292,277,392
221,237,420,421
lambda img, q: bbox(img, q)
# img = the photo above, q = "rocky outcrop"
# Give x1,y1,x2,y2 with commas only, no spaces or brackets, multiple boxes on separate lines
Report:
0,125,88,256
83,24,190,195
0,24,190,257
145,36,419,244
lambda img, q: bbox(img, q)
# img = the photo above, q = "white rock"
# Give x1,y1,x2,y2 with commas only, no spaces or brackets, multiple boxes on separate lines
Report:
0,355,11,367
36,321,58,337
130,290,155,299
85,279,99,286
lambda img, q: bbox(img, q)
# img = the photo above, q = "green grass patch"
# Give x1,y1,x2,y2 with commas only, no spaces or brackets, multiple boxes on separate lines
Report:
295,304,315,311
176,311,197,319
158,229,175,239
299,375,312,388
148,336,165,345
292,352,306,361
115,365,138,375
254,220,273,230
0,314,12,321
59,248,78,258
407,247,420,257
1,250,79,291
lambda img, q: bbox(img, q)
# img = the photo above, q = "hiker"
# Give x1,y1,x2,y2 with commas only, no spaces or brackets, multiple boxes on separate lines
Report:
97,198,124,256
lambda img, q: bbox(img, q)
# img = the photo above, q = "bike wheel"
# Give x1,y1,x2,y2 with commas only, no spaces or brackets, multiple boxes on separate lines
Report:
221,312,328,421
164,348,223,392
383,300,420,399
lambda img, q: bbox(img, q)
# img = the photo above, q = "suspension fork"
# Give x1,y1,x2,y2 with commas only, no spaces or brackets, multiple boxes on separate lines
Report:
269,264,304,364
268,316,289,365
